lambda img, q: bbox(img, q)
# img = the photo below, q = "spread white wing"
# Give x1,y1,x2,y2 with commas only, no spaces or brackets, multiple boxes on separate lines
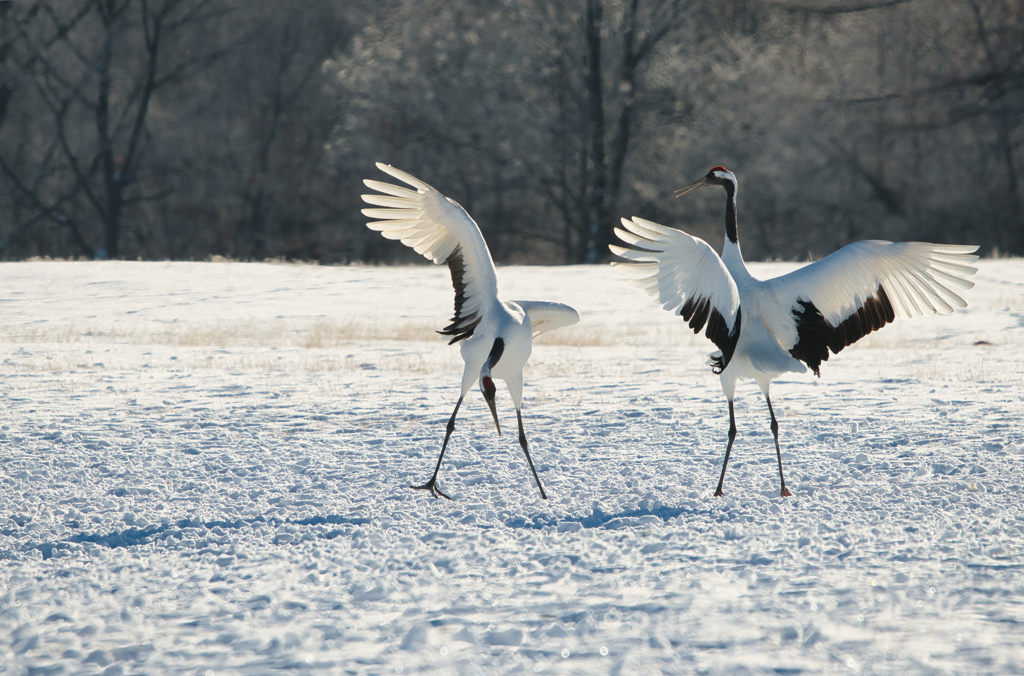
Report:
362,163,499,343
610,217,742,361
763,240,979,373
766,240,978,335
512,300,581,337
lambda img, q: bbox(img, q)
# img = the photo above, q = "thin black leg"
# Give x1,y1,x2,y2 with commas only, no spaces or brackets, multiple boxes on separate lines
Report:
516,409,547,500
410,396,463,500
765,393,792,497
714,399,737,497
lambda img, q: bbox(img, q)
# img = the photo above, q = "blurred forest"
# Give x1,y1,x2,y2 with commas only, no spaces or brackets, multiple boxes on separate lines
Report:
1,0,1021,264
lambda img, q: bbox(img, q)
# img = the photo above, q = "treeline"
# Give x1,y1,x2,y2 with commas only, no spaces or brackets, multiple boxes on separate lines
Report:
1,0,1021,264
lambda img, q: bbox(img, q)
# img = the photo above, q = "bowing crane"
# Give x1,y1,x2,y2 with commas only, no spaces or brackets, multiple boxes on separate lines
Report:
362,163,580,500
611,166,979,497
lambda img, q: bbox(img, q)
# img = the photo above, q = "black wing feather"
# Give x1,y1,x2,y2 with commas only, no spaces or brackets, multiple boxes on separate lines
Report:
437,245,482,344
682,294,742,374
790,284,896,376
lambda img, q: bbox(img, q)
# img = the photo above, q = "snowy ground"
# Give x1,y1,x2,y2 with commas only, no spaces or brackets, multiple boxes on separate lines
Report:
2,259,1023,676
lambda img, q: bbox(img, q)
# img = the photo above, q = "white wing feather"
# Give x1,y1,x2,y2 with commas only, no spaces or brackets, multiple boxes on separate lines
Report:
610,217,741,340
512,300,581,337
765,240,979,327
362,163,500,335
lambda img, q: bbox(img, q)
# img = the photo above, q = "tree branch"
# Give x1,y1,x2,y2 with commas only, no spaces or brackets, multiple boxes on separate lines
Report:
0,153,95,255
771,0,913,15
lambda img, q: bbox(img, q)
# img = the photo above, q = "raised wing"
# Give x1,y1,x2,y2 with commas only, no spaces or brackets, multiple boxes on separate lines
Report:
362,163,499,344
610,217,742,371
764,240,979,375
512,300,581,337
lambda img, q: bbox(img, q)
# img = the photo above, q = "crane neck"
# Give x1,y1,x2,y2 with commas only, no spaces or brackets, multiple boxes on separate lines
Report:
721,180,751,281
724,180,738,245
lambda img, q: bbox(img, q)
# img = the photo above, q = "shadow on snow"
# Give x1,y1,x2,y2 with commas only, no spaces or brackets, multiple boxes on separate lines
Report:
26,514,372,559
24,503,735,559
502,503,708,530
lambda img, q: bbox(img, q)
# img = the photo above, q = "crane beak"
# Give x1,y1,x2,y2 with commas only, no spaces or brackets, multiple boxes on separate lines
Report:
481,376,501,436
674,178,707,198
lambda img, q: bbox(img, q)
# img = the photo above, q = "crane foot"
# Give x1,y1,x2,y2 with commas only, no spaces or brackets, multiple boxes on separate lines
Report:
410,478,453,501
780,487,793,497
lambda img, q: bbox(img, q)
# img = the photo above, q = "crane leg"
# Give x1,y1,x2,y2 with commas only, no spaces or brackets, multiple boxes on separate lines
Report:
765,393,792,497
516,409,547,500
714,400,737,497
410,396,463,500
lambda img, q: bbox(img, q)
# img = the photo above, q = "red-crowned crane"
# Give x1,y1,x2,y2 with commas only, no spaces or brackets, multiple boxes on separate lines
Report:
610,166,979,498
362,163,580,500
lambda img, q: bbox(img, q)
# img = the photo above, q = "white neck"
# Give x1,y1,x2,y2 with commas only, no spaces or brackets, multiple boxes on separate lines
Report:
722,238,752,283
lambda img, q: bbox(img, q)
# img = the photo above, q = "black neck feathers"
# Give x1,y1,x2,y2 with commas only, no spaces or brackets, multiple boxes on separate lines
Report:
724,180,738,244
487,338,505,370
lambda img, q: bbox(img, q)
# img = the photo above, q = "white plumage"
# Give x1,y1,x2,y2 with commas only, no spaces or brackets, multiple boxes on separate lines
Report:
362,163,580,500
611,166,979,497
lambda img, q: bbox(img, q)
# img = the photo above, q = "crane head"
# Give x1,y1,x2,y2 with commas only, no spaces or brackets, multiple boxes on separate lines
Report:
674,166,737,198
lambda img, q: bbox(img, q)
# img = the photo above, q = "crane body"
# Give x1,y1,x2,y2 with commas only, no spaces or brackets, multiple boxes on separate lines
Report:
362,163,580,500
612,166,979,497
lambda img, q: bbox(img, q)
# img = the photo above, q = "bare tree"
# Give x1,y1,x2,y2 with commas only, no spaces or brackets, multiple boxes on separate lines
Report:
198,1,354,260
581,0,695,260
2,0,1021,261
330,0,701,263
328,0,551,261
0,0,231,258
0,0,23,251
791,0,1023,254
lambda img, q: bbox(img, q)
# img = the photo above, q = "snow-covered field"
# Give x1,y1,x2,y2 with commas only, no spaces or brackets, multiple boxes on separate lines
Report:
2,259,1023,676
